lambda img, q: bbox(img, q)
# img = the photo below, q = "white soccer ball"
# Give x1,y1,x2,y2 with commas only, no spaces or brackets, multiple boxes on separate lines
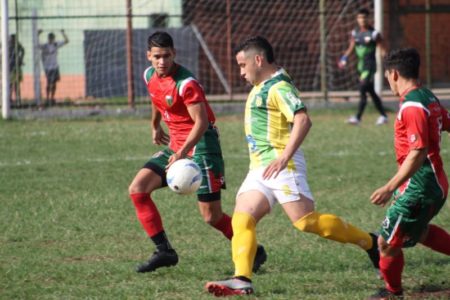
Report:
166,159,202,195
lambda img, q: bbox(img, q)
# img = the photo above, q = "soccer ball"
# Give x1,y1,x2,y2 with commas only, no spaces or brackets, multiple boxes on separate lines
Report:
166,159,202,195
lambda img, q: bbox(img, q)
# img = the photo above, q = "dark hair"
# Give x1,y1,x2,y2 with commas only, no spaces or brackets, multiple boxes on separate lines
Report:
234,36,275,64
48,33,55,39
357,8,370,16
384,48,420,79
147,31,174,50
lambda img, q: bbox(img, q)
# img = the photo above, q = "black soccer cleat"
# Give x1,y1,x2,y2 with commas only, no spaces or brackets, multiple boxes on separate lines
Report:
252,245,267,273
366,233,380,271
136,249,179,273
367,288,403,300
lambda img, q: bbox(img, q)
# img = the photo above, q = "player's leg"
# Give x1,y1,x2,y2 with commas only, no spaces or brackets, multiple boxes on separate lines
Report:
276,153,379,270
420,224,450,255
356,76,370,121
368,235,404,299
45,71,51,105
366,79,388,125
276,152,375,251
194,154,233,240
370,189,444,298
129,150,178,273
205,173,272,296
50,68,60,104
283,195,378,272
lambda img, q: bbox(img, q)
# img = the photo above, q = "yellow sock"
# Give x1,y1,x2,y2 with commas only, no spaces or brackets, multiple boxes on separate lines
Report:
232,212,257,279
293,211,372,250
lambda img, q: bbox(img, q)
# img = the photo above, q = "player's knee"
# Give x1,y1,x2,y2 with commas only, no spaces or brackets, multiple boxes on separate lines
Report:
294,212,340,238
202,211,221,226
294,211,320,233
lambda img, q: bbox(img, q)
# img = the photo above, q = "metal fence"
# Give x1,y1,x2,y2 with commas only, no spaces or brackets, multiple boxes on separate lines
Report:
1,0,449,111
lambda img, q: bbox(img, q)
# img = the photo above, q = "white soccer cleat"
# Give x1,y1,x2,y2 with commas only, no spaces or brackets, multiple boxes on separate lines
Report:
375,115,388,125
346,116,360,125
205,278,254,297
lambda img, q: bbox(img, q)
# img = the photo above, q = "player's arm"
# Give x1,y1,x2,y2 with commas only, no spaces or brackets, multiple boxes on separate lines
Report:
167,102,209,166
441,106,450,132
371,148,427,206
151,102,169,145
262,109,311,179
343,38,355,58
371,106,429,206
61,29,69,45
338,37,355,68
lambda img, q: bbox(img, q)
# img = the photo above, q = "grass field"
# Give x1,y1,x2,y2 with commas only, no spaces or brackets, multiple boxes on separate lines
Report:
1,108,449,299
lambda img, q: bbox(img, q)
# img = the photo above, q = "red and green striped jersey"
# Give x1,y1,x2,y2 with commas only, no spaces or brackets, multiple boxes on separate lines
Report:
395,86,450,198
245,69,305,170
143,64,216,155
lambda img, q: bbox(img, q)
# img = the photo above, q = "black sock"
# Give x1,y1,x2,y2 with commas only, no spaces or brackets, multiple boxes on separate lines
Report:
150,231,173,251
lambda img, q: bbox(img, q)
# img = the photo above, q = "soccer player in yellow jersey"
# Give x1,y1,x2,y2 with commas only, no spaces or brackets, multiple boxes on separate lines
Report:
205,36,380,296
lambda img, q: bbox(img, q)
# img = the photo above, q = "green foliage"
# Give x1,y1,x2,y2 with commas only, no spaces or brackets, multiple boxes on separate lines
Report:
1,110,449,299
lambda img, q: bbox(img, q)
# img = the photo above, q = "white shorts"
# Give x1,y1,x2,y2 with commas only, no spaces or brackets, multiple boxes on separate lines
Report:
237,150,314,209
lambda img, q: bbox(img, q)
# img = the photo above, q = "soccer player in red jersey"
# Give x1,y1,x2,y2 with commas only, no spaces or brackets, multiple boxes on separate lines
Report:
128,32,266,273
368,48,450,299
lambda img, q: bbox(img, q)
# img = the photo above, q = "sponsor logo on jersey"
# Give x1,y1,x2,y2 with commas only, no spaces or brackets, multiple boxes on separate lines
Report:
409,134,417,143
364,36,371,43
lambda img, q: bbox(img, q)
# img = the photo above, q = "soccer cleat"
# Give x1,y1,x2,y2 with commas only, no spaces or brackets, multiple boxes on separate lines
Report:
205,278,254,297
252,245,267,273
136,249,178,273
367,288,404,299
376,115,388,125
347,116,360,125
366,233,381,277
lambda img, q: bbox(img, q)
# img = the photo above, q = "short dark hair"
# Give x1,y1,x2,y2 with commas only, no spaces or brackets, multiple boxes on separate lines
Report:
234,36,275,64
384,48,420,79
148,31,174,50
357,8,370,16
48,33,55,39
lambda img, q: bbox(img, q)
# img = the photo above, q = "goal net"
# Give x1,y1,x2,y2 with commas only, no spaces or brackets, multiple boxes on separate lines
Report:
1,0,374,107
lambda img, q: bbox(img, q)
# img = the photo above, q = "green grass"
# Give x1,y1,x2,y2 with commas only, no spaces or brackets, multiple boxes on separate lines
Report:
1,109,449,299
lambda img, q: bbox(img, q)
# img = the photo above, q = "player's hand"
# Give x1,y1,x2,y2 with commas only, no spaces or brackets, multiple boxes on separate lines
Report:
166,151,186,170
337,55,348,69
152,126,169,145
370,185,393,207
262,157,288,180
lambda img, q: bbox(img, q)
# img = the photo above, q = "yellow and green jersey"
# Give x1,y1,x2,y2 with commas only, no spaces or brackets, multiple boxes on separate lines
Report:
245,69,305,170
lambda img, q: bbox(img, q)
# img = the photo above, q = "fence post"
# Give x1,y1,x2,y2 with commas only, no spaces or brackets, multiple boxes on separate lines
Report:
425,0,431,88
126,0,135,108
374,0,383,95
319,0,328,103
226,0,233,100
1,0,10,119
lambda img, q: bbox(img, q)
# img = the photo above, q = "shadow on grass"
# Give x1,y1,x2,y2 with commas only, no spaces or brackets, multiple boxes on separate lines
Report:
409,283,450,299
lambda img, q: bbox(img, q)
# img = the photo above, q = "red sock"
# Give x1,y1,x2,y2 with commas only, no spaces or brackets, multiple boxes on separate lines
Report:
130,193,163,237
379,251,404,294
212,213,233,240
422,224,450,255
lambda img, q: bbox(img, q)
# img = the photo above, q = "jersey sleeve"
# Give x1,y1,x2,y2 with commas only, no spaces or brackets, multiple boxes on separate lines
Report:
401,105,429,150
271,82,305,123
180,79,206,106
142,66,153,85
